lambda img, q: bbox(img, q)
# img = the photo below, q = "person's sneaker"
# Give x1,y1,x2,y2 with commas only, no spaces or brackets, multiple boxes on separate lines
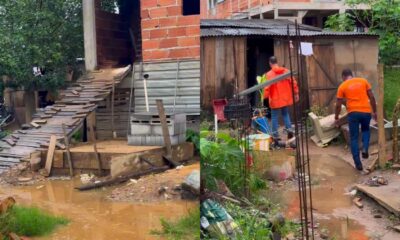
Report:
356,165,363,171
362,151,369,159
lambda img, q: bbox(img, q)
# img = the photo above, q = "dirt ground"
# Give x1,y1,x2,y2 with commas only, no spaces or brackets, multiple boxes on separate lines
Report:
108,161,200,202
272,140,400,240
0,162,46,186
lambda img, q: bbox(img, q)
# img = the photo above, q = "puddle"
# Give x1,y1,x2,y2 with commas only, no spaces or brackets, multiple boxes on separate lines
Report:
275,154,370,240
0,179,197,240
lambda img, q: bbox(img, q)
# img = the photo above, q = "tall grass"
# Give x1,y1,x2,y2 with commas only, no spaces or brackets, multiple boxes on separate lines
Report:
384,68,400,118
151,208,200,240
0,206,69,237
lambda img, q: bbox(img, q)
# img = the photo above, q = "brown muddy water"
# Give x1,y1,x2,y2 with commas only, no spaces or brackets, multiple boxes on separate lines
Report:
0,179,197,240
270,154,400,240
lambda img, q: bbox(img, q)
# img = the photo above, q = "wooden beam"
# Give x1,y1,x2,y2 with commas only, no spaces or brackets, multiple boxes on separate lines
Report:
62,124,74,177
111,77,116,138
75,166,169,191
156,99,179,167
44,135,57,176
88,119,102,176
377,64,387,167
393,98,400,163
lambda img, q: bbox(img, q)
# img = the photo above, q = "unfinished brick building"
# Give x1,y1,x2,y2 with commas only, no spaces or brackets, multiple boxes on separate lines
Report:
82,0,200,139
83,0,200,113
201,0,369,29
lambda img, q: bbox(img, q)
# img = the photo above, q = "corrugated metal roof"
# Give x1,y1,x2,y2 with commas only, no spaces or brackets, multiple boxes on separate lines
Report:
201,19,321,31
201,19,377,38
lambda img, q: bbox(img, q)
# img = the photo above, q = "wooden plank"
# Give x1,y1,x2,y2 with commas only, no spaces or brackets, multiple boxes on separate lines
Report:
0,157,20,163
4,139,16,146
45,111,57,115
10,134,19,140
33,119,47,124
156,99,179,167
71,90,80,95
72,114,87,119
377,64,387,167
88,120,102,175
62,124,73,176
356,183,400,216
44,135,57,177
30,122,40,128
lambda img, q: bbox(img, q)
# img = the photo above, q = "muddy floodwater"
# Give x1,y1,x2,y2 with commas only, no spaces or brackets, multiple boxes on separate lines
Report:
0,179,197,240
273,154,396,240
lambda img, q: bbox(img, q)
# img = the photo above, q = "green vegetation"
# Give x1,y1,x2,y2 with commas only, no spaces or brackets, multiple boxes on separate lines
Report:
202,202,301,240
0,0,83,92
151,208,200,240
200,131,266,196
0,205,69,237
384,68,400,118
186,129,200,152
324,0,400,65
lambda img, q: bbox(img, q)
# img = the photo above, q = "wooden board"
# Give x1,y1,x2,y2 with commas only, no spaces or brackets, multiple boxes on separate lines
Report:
356,182,400,216
201,37,246,111
44,135,57,176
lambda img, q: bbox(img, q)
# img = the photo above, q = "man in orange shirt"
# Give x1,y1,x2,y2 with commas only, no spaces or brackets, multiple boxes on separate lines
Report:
335,69,377,171
264,56,299,141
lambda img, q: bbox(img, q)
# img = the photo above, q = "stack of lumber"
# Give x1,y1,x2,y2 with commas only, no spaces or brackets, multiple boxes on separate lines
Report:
0,66,131,172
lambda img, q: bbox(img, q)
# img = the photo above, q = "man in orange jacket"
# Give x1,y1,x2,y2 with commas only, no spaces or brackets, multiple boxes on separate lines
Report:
264,56,299,140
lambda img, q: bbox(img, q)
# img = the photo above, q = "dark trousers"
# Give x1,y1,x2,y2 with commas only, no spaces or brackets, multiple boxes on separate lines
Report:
348,112,371,170
263,98,271,119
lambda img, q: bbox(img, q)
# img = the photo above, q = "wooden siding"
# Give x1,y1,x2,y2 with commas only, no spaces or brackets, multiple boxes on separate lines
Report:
201,37,247,111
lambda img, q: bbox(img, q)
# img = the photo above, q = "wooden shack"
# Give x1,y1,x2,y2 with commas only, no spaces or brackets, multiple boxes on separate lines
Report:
201,19,379,113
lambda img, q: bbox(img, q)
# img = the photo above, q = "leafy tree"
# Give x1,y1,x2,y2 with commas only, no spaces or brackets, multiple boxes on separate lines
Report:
0,0,83,92
324,0,400,65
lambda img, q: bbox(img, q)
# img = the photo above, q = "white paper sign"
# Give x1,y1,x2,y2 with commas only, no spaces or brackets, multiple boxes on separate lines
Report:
300,42,313,56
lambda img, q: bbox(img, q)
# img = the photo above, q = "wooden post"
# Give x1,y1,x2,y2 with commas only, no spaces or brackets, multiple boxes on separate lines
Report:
88,122,102,176
156,99,179,167
392,98,400,162
156,99,172,157
377,64,387,167
111,78,116,139
62,124,74,177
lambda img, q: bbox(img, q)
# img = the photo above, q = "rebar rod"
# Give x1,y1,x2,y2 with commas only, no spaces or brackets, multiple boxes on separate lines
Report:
287,24,305,239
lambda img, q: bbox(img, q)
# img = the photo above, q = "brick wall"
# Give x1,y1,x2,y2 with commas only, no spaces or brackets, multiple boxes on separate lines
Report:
95,1,132,67
141,0,200,61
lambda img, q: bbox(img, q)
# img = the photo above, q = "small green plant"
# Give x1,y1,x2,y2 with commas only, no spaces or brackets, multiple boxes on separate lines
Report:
186,129,200,152
384,162,393,170
200,131,267,196
151,208,200,240
71,131,82,142
0,205,69,237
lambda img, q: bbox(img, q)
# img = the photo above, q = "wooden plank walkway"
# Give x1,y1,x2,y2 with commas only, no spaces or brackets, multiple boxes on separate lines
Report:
0,66,131,172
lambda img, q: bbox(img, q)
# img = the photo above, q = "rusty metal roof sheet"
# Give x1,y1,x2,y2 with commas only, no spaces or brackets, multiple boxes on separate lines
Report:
201,19,377,38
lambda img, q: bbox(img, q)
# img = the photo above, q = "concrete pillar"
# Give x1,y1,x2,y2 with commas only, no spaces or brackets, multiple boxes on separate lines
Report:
83,0,97,71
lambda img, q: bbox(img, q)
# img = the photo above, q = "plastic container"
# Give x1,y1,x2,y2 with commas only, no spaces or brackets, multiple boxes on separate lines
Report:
248,134,271,151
